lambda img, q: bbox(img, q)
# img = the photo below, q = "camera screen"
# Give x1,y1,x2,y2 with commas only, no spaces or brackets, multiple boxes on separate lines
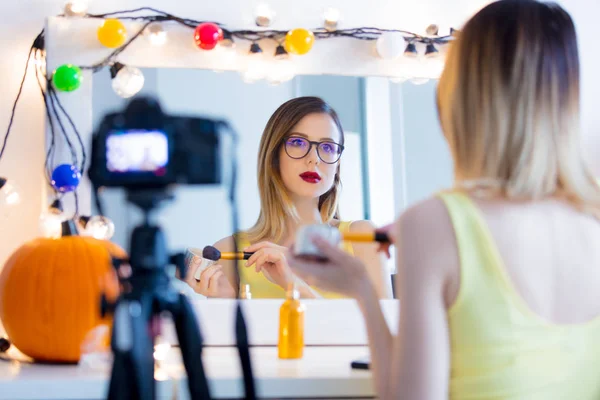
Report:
106,130,169,174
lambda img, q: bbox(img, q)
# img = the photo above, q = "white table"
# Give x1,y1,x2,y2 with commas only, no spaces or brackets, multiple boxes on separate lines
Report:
0,346,374,399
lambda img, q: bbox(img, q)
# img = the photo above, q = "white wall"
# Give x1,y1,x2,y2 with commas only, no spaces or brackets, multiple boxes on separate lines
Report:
392,80,452,208
0,0,598,271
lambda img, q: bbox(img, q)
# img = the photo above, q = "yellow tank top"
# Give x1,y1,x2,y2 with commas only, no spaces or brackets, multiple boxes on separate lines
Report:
439,191,600,400
234,221,354,299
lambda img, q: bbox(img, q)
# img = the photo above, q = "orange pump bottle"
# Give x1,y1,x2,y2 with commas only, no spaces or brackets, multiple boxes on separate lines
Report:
278,283,305,359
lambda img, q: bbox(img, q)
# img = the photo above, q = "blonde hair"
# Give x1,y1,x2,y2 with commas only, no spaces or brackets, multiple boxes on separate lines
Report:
437,0,600,216
246,97,345,243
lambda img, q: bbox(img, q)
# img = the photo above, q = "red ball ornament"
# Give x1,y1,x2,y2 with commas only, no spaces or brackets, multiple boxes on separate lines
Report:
194,23,224,50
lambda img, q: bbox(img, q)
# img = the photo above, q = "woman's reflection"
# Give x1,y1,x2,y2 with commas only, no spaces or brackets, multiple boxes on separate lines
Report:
185,96,392,299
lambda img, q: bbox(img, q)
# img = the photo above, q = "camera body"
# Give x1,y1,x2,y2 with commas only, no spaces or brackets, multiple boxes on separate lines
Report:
89,97,226,189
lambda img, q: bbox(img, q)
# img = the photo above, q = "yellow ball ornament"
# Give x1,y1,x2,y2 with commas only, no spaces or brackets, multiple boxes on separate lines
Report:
285,28,315,55
97,19,127,48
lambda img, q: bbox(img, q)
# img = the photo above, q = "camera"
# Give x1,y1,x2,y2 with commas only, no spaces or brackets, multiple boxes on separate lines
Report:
89,96,227,189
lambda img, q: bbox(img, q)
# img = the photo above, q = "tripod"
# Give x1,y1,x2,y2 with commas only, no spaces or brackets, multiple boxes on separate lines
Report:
102,189,210,400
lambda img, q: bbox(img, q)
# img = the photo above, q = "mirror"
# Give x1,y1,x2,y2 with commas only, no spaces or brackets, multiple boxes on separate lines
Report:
91,68,445,300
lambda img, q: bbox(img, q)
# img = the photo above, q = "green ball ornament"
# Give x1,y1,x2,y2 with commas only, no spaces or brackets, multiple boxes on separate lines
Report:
52,64,83,92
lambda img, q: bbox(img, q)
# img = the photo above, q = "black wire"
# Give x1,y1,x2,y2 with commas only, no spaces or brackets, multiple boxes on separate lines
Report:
73,189,80,217
34,57,59,194
47,86,78,166
49,79,87,173
92,184,105,217
0,46,34,164
77,8,454,74
80,20,154,72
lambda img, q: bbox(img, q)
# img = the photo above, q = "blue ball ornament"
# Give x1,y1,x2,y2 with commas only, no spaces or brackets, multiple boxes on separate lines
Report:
51,164,81,193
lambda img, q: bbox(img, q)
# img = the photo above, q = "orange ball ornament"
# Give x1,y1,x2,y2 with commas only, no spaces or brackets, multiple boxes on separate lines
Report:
285,28,315,55
97,19,127,48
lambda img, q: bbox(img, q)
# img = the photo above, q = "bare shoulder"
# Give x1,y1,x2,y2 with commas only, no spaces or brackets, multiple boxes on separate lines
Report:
348,219,376,232
396,195,457,285
213,235,237,252
398,195,451,232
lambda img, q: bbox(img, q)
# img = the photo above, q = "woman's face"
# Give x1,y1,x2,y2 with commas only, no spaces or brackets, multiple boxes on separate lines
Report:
278,112,343,200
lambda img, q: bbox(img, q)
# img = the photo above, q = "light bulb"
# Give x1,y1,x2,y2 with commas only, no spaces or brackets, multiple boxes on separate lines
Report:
390,77,408,84
84,215,115,240
0,178,21,208
267,60,295,85
64,0,89,17
111,66,145,98
323,8,341,31
422,57,445,79
144,23,167,46
426,24,440,36
254,3,275,27
376,32,406,60
424,43,440,58
404,42,418,58
242,49,267,83
153,336,170,362
39,212,64,239
410,77,430,85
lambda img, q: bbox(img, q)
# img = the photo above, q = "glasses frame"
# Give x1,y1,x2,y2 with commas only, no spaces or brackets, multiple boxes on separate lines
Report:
282,136,345,164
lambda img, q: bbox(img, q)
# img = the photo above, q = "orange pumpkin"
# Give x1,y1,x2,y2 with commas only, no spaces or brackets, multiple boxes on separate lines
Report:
0,231,125,363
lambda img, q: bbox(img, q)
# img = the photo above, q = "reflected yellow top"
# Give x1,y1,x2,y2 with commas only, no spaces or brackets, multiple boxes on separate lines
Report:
439,191,600,400
235,221,354,299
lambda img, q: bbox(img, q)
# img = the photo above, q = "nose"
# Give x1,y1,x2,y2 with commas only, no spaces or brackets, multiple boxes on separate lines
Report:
306,143,320,165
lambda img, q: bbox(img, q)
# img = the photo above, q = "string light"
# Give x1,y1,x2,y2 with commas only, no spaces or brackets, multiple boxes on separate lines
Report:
426,24,440,36
424,43,439,58
52,64,83,92
323,8,341,32
153,336,170,362
144,23,167,46
63,0,89,17
242,43,267,83
81,215,115,240
110,63,145,98
285,28,315,55
39,199,65,239
410,77,430,85
404,42,418,58
0,177,20,209
376,32,406,60
254,3,275,28
390,77,408,84
97,18,127,48
267,59,295,85
220,31,235,48
51,164,81,193
194,22,223,50
274,44,289,60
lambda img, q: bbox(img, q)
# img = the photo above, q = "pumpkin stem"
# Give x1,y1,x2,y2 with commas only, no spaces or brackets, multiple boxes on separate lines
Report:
61,219,79,236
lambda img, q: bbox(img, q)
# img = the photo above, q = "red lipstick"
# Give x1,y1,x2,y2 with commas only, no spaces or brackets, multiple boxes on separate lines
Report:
299,171,321,184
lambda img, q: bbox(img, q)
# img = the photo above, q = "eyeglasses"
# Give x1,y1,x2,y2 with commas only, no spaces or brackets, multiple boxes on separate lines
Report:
283,136,344,164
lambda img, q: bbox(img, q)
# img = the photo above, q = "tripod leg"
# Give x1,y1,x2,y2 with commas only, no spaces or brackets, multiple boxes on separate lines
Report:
172,294,211,400
235,304,256,400
107,299,156,400
107,349,134,399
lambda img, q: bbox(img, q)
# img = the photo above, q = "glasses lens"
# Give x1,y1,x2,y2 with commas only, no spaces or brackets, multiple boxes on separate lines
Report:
317,142,343,163
285,137,310,159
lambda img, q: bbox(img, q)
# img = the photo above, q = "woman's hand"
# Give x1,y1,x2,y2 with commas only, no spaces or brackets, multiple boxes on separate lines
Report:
185,263,236,298
375,221,398,259
245,242,295,289
287,235,371,299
